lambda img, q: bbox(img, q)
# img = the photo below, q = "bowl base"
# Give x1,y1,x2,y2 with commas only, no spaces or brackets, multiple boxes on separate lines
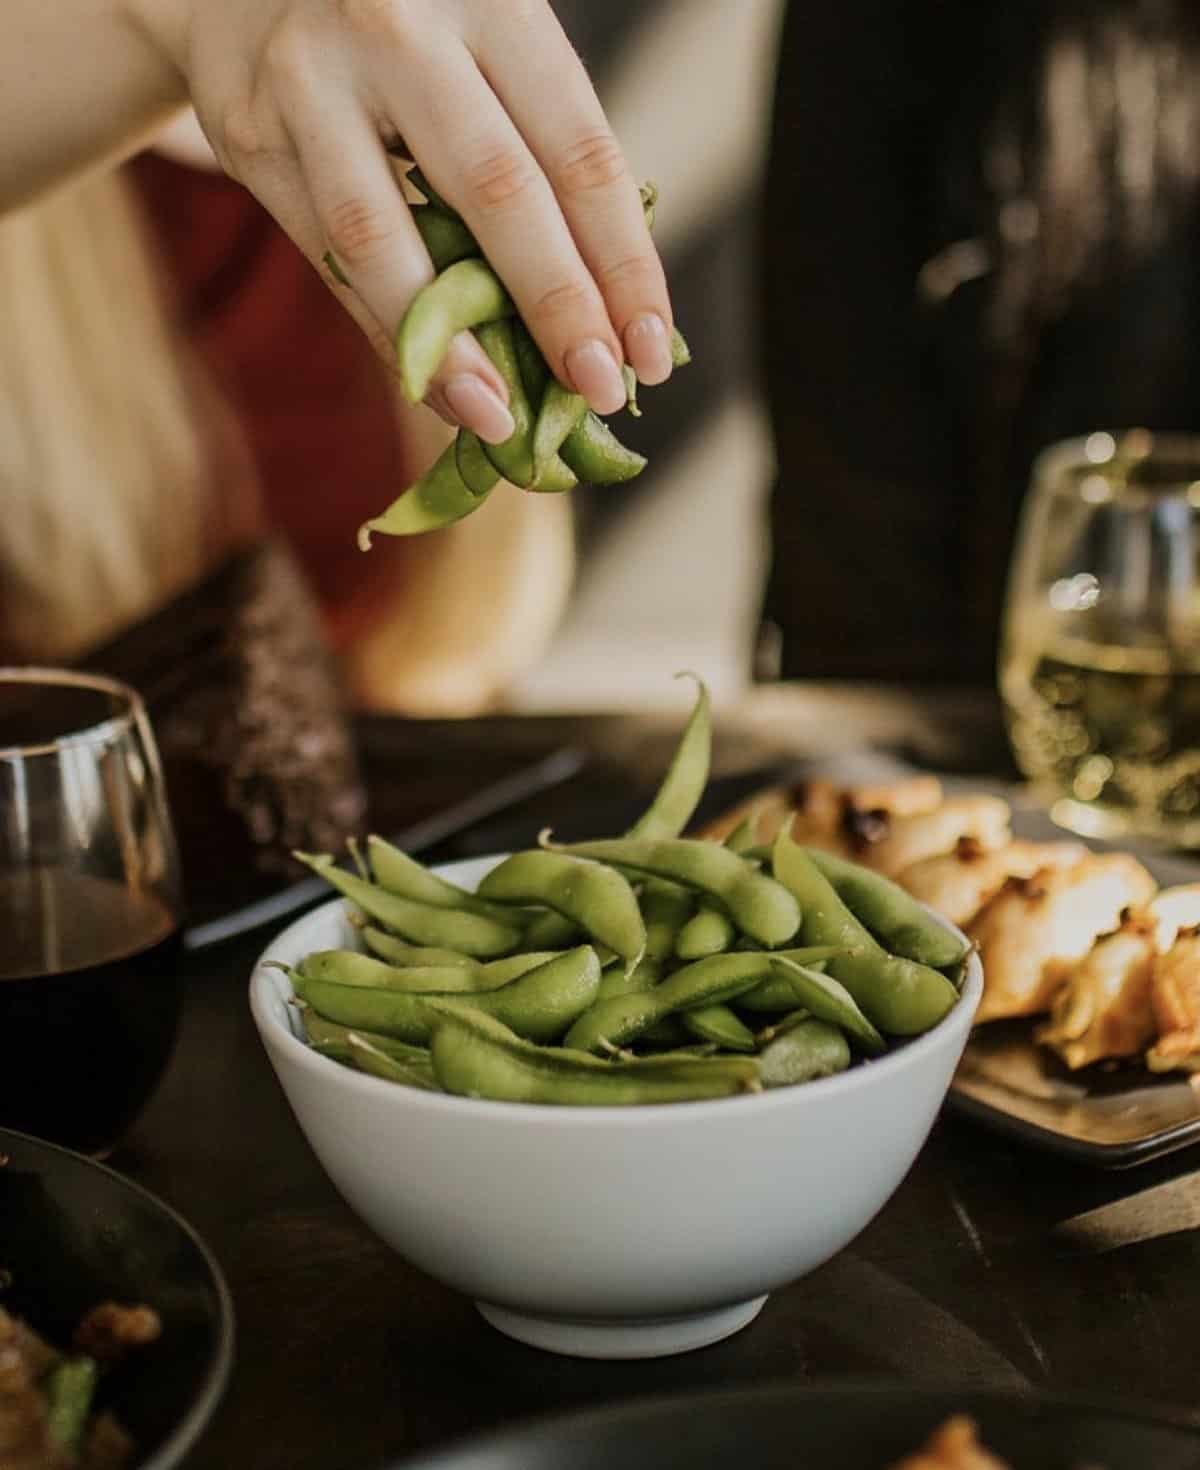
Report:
475,1295,768,1359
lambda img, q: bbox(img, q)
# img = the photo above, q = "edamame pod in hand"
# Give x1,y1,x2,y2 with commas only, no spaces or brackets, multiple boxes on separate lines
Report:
427,1003,760,1105
396,258,512,404
413,205,479,271
476,319,536,487
560,411,647,485
356,440,495,546
771,829,958,1035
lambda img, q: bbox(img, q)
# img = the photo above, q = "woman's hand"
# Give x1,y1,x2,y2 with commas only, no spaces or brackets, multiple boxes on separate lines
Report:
126,0,674,442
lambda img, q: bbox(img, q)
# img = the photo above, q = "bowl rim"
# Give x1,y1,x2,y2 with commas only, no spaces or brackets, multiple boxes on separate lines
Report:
0,1125,236,1470
250,853,982,1124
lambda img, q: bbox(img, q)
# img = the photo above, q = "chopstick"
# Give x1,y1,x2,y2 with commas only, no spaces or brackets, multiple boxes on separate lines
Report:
181,745,587,952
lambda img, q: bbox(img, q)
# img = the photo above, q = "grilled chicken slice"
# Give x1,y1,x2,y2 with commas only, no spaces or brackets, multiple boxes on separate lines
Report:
970,854,1157,1023
888,1416,1011,1470
1147,926,1200,1073
898,837,1087,928
1148,884,1200,954
700,775,943,852
1036,909,1158,1069
848,795,1012,877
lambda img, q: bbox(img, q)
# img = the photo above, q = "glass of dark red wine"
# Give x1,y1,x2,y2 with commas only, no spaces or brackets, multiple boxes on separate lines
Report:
0,668,183,1156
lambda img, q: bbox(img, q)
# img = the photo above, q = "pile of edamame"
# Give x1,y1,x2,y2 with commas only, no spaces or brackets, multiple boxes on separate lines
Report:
279,678,970,1105
349,173,689,545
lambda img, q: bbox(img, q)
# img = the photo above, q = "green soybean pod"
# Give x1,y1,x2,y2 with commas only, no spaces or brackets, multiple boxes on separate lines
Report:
723,813,759,856
396,258,513,404
407,165,457,216
560,411,647,485
681,1003,757,1052
803,846,969,969
477,850,646,970
346,1032,441,1091
455,430,503,495
426,1002,760,1105
294,945,600,1044
546,835,801,950
596,955,661,1002
413,205,479,271
300,1007,433,1065
532,380,587,474
759,1019,851,1088
675,902,735,960
670,326,692,367
529,454,578,493
564,951,771,1054
476,319,537,488
295,951,484,994
366,835,515,921
294,853,523,958
627,674,711,840
513,320,551,405
356,440,495,546
744,955,885,1055
521,910,582,950
771,829,958,1036
358,928,479,969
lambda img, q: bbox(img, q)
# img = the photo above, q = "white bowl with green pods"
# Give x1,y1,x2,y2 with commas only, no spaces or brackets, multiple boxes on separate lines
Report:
249,683,982,1360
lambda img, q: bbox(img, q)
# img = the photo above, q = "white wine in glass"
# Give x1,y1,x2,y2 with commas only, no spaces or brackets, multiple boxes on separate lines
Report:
1001,431,1200,846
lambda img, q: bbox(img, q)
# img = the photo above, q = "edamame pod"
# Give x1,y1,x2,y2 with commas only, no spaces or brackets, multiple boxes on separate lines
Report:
367,835,516,921
478,851,646,971
413,205,479,271
627,673,711,839
300,1007,433,1065
724,813,759,856
532,380,587,474
560,411,647,484
455,430,502,495
44,1358,98,1455
427,1003,760,1105
296,951,486,994
564,951,771,1054
396,258,513,404
346,1033,441,1091
771,830,958,1036
356,440,495,546
358,928,479,969
476,319,537,487
295,853,523,958
675,903,735,960
681,1003,757,1052
294,945,601,1044
759,1019,851,1087
545,836,801,950
744,956,885,1054
407,165,457,216
521,910,581,950
803,846,969,969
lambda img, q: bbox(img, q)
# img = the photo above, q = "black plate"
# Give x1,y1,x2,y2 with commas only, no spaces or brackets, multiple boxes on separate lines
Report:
0,1127,234,1468
392,1383,1200,1469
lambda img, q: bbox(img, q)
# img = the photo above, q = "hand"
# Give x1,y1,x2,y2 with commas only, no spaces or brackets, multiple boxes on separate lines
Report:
127,0,674,443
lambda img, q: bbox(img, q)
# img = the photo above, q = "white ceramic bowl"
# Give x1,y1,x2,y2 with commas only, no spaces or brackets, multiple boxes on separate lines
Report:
249,856,982,1360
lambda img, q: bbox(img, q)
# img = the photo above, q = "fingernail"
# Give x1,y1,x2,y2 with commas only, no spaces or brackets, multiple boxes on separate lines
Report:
624,313,672,386
442,375,515,444
565,339,627,416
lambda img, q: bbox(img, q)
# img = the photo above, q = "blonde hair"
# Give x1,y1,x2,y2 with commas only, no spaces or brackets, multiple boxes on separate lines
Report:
0,168,219,661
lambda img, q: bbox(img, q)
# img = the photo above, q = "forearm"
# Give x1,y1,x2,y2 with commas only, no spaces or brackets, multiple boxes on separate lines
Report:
0,0,186,212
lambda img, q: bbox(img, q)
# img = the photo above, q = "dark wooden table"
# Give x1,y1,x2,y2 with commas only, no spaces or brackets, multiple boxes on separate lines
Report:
110,693,1200,1469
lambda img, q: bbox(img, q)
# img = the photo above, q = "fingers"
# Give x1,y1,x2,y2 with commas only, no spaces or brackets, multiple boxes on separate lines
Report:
470,4,674,386
280,85,515,442
374,38,632,415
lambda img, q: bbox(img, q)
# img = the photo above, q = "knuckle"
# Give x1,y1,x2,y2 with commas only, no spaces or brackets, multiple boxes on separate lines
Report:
530,277,592,327
596,251,662,294
220,100,272,162
324,197,394,265
262,19,321,92
463,146,538,214
555,130,628,197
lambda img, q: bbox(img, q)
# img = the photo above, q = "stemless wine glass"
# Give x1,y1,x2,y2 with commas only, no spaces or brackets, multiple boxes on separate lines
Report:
1001,430,1200,846
0,668,183,1155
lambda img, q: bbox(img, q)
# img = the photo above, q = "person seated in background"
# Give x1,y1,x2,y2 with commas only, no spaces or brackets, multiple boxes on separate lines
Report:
762,0,1200,688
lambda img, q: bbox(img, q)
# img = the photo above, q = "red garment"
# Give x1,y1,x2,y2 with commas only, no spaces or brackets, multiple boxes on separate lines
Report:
127,151,412,649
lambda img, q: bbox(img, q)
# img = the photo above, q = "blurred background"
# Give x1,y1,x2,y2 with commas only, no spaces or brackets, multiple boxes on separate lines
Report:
8,0,1200,889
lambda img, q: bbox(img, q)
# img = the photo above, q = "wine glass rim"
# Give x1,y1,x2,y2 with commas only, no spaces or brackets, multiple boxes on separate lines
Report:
0,666,146,759
1033,430,1200,497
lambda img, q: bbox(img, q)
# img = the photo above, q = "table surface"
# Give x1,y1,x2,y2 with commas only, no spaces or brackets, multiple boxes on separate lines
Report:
110,688,1200,1469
